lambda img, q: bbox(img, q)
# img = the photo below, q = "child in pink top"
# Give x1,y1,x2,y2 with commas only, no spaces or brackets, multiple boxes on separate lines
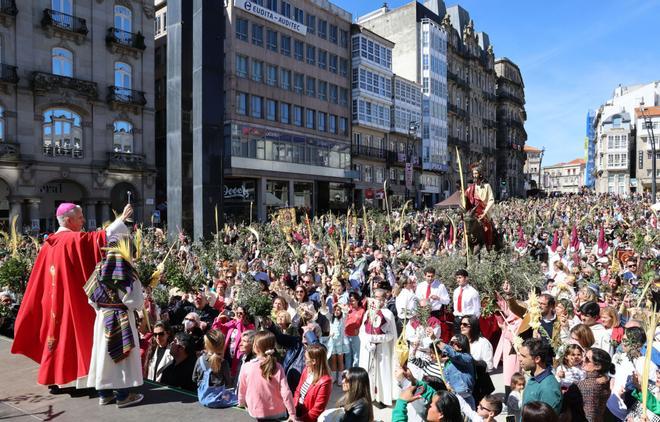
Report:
238,331,295,421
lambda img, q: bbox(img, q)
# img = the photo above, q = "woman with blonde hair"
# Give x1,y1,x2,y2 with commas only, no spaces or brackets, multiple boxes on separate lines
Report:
600,306,624,354
293,344,333,421
238,331,295,421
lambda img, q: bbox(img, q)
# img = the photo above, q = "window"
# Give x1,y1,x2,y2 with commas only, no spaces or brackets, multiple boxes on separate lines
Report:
339,88,348,106
266,29,278,51
318,81,327,101
306,109,315,129
251,60,263,82
329,54,338,73
280,35,291,56
329,115,337,134
114,5,132,33
318,50,327,70
113,121,133,153
280,1,290,18
266,0,277,11
306,45,315,65
42,108,83,158
266,64,277,86
293,105,303,126
52,48,73,77
252,24,263,47
236,54,248,78
294,7,303,24
339,117,348,135
318,20,327,39
236,92,248,115
318,112,327,132
293,73,304,94
52,0,73,28
294,40,304,61
339,58,348,77
280,103,290,124
306,76,316,97
251,96,263,118
329,25,338,44
329,84,338,104
280,68,291,90
114,62,132,98
306,15,316,35
340,29,348,48
266,99,277,121
0,107,3,142
236,18,248,41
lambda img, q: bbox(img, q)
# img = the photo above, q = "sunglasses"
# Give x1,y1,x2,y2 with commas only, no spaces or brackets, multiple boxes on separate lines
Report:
153,332,166,337
478,404,495,413
460,322,470,327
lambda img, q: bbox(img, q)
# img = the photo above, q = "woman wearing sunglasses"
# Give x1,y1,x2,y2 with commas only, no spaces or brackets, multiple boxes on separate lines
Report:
144,321,174,383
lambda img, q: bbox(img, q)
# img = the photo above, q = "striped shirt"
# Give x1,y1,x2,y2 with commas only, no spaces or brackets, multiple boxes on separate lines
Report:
298,373,314,404
410,356,443,380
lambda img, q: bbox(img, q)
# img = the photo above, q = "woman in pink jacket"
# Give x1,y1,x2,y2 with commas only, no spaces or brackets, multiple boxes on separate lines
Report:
213,306,255,381
238,331,296,421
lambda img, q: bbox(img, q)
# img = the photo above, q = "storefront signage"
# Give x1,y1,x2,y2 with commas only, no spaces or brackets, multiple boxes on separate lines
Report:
224,185,250,199
234,0,307,35
405,163,413,188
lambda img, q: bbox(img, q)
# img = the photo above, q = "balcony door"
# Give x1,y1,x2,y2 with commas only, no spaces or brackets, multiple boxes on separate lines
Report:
114,62,132,99
114,6,132,44
52,0,73,29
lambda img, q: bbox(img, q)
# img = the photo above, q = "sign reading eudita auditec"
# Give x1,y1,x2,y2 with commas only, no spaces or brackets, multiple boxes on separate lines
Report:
234,0,307,36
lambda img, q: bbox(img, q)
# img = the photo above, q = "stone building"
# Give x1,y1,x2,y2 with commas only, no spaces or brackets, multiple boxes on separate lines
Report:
542,158,585,194
0,0,155,232
442,5,498,194
495,57,527,198
592,82,659,195
635,105,660,193
523,145,543,190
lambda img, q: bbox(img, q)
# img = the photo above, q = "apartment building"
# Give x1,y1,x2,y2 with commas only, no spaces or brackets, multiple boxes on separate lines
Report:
542,158,585,194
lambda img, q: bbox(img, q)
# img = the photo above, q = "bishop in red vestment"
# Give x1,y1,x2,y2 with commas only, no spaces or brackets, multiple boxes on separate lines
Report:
11,203,132,386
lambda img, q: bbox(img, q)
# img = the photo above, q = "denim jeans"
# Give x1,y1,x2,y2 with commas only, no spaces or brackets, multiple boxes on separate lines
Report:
345,335,360,368
98,388,129,401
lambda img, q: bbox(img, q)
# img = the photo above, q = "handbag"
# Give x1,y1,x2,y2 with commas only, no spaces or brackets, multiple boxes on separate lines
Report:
395,321,409,367
317,407,345,422
197,357,238,408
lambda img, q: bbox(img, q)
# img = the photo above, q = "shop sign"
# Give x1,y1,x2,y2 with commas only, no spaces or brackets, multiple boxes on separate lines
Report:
234,0,307,35
375,189,385,199
365,189,374,199
405,163,413,188
224,185,251,199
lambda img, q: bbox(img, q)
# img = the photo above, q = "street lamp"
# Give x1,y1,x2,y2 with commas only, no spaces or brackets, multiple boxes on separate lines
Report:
640,100,657,203
407,121,419,205
538,146,545,191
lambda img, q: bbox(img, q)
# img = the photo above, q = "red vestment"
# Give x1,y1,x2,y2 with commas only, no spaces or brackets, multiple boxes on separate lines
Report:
465,183,494,247
11,230,107,385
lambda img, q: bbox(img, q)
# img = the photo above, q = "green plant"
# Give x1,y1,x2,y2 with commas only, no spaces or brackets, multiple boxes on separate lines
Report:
0,257,31,295
234,274,272,320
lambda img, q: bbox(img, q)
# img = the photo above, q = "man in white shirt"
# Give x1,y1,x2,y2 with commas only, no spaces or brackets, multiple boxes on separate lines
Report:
415,267,450,319
452,269,480,334
579,301,611,355
396,275,418,321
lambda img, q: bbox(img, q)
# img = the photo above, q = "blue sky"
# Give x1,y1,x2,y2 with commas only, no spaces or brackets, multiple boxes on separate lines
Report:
333,0,660,167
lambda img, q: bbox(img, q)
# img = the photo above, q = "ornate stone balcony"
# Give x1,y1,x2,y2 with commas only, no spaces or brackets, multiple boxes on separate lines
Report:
31,71,98,99
351,144,386,160
0,0,17,18
0,142,19,161
42,145,84,159
106,27,146,54
42,9,88,36
107,151,145,170
107,86,147,108
0,64,18,84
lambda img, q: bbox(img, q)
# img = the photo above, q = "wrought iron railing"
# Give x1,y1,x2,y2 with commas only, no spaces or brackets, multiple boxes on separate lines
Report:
0,0,17,16
0,64,18,84
106,27,146,50
42,9,88,35
107,86,147,106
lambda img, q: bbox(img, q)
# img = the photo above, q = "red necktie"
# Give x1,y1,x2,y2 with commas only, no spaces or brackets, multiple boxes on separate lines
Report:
457,287,464,313
426,282,432,299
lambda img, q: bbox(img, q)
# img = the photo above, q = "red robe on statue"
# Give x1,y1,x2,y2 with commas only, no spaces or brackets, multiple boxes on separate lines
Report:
11,230,107,386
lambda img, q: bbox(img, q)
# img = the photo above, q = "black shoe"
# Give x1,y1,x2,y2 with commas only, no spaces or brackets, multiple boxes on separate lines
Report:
48,385,61,394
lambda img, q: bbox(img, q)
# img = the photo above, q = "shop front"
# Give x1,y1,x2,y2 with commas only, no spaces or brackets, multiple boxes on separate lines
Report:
223,179,256,223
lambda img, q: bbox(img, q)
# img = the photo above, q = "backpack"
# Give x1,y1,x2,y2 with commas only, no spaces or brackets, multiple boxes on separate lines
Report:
197,356,238,408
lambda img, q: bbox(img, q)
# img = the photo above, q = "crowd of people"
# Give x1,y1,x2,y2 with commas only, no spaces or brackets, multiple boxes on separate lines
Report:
1,187,659,422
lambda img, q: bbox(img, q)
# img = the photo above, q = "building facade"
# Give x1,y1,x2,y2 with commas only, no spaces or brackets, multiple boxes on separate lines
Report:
443,6,498,195
635,105,660,193
350,25,393,209
584,110,596,189
358,1,448,206
542,158,585,194
592,82,660,195
495,57,526,198
0,0,155,232
523,145,543,190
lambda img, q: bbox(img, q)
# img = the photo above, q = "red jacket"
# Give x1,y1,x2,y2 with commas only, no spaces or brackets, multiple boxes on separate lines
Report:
293,367,332,422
